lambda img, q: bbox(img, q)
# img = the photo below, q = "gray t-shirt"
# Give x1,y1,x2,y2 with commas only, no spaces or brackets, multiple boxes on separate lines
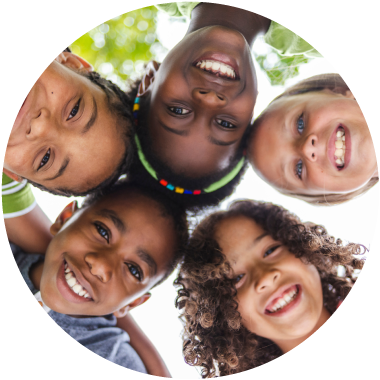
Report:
11,243,147,373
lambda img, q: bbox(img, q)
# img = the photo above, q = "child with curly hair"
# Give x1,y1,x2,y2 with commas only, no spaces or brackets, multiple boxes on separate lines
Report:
248,73,378,205
175,200,365,377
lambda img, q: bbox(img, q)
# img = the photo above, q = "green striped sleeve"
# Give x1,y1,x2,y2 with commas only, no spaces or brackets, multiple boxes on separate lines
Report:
2,173,36,218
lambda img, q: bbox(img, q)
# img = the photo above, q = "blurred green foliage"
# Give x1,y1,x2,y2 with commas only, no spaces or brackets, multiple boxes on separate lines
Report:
71,5,311,88
255,50,310,86
70,6,165,90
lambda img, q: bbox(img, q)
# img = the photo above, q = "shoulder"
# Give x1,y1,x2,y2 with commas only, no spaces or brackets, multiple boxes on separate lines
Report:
49,313,147,373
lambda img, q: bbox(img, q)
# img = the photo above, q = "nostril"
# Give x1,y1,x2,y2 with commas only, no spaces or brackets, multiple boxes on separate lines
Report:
312,139,315,146
312,153,315,158
217,95,224,101
199,91,207,95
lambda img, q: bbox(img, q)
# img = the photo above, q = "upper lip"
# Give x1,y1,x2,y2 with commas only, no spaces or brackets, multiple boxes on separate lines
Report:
66,259,96,301
264,284,298,312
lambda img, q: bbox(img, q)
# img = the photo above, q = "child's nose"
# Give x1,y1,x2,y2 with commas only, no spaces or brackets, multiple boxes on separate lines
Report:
85,252,113,283
192,88,227,107
255,269,280,293
27,108,54,141
301,134,319,163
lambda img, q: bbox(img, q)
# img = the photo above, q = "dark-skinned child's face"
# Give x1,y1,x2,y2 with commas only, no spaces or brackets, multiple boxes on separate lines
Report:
39,188,177,316
4,52,126,194
146,26,257,178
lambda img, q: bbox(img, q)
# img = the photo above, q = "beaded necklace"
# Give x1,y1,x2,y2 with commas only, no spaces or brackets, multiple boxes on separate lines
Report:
133,95,245,195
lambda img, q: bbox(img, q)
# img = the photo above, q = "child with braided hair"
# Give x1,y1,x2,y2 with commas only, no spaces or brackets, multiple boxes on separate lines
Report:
175,200,365,377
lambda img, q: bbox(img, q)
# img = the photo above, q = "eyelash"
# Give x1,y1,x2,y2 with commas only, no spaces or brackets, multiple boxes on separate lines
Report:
95,223,110,243
168,107,236,129
264,245,281,258
67,99,81,120
38,148,51,170
216,118,236,129
168,106,191,115
295,113,305,180
126,263,143,282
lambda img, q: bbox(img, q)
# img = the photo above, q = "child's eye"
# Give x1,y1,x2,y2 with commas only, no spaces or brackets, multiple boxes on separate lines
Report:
264,245,281,258
235,274,245,284
67,99,81,120
216,118,236,129
297,114,304,134
126,263,143,282
38,149,50,170
168,107,190,115
95,223,110,243
295,159,303,180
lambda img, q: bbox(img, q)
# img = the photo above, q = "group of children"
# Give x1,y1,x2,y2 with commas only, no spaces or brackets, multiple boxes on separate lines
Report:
3,1,375,377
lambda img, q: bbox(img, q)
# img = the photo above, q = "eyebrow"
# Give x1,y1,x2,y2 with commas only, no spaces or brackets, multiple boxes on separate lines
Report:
96,209,126,234
252,232,268,248
81,96,98,134
45,157,70,181
136,248,157,277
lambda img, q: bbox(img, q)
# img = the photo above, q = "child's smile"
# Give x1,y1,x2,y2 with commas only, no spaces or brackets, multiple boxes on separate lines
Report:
214,215,327,346
39,188,177,316
249,90,377,195
146,25,257,178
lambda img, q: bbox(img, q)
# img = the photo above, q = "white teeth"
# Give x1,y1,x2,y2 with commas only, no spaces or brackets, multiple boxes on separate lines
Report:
195,60,236,79
334,129,346,166
336,158,343,165
336,131,344,138
211,62,220,70
267,287,299,313
64,266,91,299
342,136,345,141
335,148,344,158
335,140,343,149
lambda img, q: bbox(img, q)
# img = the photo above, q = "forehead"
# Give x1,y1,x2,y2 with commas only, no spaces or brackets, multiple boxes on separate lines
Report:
214,215,265,254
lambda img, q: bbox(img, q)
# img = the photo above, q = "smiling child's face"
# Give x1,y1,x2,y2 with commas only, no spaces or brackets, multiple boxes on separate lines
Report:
214,215,325,345
249,90,378,196
4,54,126,194
40,188,177,316
147,25,257,177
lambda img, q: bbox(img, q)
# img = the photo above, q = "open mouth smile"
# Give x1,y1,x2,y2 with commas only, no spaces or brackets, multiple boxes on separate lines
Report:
194,59,239,80
64,261,92,299
265,285,301,315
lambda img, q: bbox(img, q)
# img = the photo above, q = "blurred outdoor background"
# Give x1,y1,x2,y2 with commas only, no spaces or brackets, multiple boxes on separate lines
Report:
15,5,379,379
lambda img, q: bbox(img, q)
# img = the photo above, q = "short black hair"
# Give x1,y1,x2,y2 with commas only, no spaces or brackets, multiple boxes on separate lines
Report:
81,179,189,286
128,95,249,214
26,54,139,197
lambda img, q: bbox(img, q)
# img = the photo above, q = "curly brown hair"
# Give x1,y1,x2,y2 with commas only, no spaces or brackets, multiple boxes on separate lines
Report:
175,200,365,377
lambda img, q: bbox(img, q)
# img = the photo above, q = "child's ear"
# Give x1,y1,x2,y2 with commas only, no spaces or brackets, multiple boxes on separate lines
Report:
55,52,93,72
113,293,151,318
50,200,79,235
137,61,160,97
344,90,355,100
2,168,23,183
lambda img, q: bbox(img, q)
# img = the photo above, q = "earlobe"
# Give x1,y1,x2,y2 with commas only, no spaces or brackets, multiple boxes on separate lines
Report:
2,168,23,183
344,90,355,100
56,52,93,72
137,61,160,97
113,293,151,318
50,201,78,236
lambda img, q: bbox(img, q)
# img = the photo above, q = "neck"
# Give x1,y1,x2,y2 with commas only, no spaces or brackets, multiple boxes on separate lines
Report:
186,3,270,47
275,307,331,353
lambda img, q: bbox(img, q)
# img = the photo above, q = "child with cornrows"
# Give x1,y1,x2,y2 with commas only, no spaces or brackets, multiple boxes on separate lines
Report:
175,200,365,376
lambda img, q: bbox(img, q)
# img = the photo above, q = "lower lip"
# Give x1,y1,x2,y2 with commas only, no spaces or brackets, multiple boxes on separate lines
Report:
265,285,302,316
193,52,240,78
56,260,92,304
